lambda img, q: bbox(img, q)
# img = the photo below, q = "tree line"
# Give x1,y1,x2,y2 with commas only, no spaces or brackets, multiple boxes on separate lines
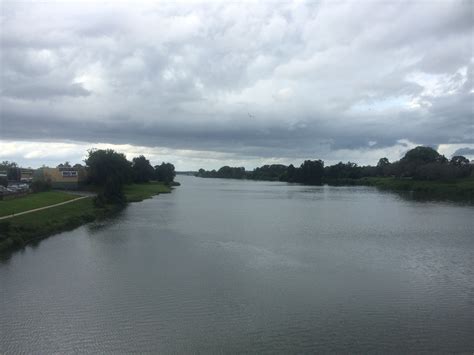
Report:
196,146,473,184
1,149,176,204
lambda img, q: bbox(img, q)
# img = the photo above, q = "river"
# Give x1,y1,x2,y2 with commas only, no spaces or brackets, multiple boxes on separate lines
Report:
1,175,473,353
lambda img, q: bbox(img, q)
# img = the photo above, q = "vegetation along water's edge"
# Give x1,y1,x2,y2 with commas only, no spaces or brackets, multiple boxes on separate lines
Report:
0,182,172,254
0,148,177,255
195,146,474,203
325,177,474,201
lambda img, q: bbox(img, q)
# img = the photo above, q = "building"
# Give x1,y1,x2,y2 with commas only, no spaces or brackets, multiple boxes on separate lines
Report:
35,166,87,190
20,168,35,182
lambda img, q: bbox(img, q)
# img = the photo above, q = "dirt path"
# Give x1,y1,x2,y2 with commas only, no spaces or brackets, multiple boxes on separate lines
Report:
0,196,91,220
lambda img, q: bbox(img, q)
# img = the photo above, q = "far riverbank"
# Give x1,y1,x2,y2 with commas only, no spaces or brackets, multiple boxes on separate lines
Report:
196,175,474,203
324,177,474,202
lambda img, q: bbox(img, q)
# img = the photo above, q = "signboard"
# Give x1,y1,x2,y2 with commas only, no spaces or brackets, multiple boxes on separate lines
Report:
61,171,78,178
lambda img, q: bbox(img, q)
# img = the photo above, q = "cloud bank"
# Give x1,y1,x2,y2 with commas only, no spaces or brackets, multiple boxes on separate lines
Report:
1,0,473,169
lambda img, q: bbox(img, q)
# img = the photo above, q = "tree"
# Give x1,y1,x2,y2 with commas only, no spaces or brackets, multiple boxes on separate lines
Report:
154,162,176,184
102,175,125,204
132,155,154,183
1,161,20,181
57,162,71,168
450,155,470,166
399,146,445,177
251,164,287,181
85,149,132,204
215,166,246,179
402,146,442,164
377,157,389,168
0,161,17,169
7,167,21,181
377,157,390,176
286,164,297,182
84,149,132,186
299,160,324,183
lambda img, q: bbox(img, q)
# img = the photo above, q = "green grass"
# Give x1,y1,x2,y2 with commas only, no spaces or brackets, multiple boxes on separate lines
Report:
123,181,171,202
0,191,78,217
329,177,474,201
0,197,102,252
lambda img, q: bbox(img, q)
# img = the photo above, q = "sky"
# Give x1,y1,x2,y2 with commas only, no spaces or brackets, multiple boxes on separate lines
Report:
0,0,473,170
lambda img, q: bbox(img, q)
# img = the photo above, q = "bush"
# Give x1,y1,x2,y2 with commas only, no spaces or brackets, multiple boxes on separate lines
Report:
0,221,11,237
154,162,176,183
103,176,125,204
93,193,107,208
31,178,52,192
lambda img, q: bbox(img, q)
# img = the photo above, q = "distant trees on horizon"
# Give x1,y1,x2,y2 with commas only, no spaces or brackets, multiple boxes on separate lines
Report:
196,146,473,183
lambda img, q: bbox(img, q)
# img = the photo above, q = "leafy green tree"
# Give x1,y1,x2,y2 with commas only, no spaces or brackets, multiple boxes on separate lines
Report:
251,164,287,181
154,162,176,183
1,161,21,181
215,166,246,179
7,168,21,181
299,160,324,183
377,157,390,167
85,149,131,204
324,161,361,179
450,155,470,166
132,155,154,183
402,146,444,164
377,157,390,176
399,146,445,177
84,149,132,186
286,164,297,182
103,175,125,204
0,161,17,169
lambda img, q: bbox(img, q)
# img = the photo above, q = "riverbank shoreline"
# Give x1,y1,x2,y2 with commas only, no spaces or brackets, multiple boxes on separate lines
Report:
0,182,172,254
196,175,474,202
324,177,474,201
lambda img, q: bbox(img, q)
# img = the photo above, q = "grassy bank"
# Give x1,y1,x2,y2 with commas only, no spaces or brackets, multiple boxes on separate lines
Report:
0,182,172,254
0,197,101,252
0,191,78,217
326,177,474,201
123,181,172,202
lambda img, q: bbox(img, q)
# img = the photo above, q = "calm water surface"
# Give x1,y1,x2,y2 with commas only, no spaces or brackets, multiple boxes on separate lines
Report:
1,176,473,353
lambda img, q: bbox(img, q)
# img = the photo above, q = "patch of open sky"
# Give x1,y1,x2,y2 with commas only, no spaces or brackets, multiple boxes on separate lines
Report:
349,95,412,114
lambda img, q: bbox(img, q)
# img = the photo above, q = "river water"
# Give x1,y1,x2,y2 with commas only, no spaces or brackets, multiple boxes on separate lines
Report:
1,176,473,353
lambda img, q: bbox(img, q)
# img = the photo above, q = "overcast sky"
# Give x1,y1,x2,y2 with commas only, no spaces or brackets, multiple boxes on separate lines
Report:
1,0,473,170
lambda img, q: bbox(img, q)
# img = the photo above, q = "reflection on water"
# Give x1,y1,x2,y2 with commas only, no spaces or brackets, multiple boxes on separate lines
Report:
1,176,473,353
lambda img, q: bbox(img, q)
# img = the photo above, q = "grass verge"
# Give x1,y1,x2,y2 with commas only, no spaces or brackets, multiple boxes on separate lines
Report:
0,191,78,217
123,181,172,202
0,198,102,253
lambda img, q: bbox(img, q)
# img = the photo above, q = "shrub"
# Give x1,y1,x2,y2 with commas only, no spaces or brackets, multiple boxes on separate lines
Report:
0,221,11,237
31,178,52,192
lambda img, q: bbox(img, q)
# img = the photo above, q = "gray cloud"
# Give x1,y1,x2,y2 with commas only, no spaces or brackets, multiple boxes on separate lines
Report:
1,0,473,168
453,148,474,157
